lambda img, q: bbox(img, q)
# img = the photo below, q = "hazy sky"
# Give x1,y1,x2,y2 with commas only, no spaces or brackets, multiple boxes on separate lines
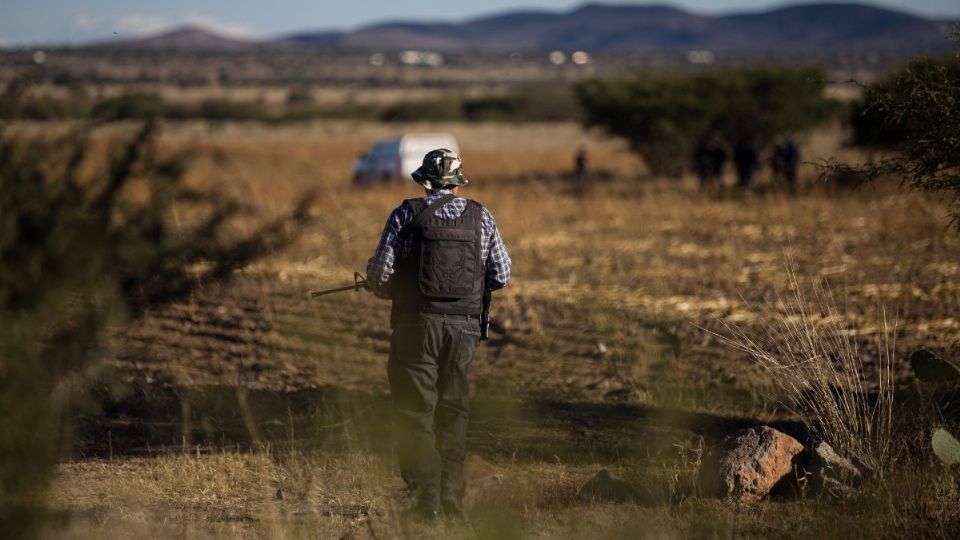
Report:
2,1,958,46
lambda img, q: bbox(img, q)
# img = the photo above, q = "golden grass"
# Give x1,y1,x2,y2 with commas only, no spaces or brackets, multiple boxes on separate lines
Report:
53,118,953,408
10,118,958,538
48,447,939,539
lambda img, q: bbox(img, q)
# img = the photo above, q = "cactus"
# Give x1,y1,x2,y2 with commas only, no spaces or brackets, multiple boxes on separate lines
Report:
909,349,960,383
932,429,960,466
910,350,960,465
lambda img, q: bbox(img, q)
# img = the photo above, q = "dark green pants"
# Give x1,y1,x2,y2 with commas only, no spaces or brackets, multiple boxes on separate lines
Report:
388,312,481,506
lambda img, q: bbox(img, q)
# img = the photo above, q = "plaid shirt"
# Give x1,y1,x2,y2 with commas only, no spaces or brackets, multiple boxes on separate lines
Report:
367,189,511,295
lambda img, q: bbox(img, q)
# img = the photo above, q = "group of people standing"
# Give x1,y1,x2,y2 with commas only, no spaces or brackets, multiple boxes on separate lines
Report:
694,135,800,193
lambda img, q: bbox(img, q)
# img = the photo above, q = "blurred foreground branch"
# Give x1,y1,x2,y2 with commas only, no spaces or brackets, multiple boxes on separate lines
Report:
0,121,314,536
842,33,960,228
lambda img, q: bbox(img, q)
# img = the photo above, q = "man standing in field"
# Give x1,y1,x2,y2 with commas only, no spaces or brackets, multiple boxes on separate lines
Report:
366,149,511,520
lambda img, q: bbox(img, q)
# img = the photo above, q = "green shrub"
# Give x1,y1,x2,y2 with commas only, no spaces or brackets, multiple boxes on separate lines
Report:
0,96,84,120
196,98,268,121
17,97,84,119
378,84,580,124
283,102,378,121
851,54,960,150
463,84,580,122
462,95,516,121
286,86,315,107
575,67,839,176
846,48,960,227
4,83,581,124
91,92,166,120
380,97,464,122
0,78,85,120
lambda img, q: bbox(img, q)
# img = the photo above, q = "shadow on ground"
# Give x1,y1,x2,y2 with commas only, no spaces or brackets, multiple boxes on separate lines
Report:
72,382,806,463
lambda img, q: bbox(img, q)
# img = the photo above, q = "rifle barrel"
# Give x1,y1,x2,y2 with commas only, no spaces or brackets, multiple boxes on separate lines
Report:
309,272,368,298
310,284,361,298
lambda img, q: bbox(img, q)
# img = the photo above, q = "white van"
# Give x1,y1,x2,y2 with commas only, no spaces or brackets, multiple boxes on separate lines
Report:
353,133,459,185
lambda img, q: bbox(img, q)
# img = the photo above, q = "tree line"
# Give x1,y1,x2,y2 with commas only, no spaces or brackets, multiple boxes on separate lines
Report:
573,46,958,220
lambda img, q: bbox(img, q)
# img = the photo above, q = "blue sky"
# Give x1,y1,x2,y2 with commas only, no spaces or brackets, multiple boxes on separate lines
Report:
1,1,958,46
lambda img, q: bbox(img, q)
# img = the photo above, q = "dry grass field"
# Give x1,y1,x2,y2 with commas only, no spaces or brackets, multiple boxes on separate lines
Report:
27,119,960,538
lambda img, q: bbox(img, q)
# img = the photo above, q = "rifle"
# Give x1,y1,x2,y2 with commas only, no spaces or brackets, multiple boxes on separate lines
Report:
310,272,367,298
480,288,492,341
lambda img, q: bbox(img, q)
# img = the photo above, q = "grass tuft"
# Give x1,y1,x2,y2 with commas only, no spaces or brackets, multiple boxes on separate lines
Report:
715,261,896,471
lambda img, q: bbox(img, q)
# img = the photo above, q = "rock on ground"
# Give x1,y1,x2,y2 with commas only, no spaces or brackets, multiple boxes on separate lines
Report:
716,426,804,503
463,454,503,504
800,441,872,498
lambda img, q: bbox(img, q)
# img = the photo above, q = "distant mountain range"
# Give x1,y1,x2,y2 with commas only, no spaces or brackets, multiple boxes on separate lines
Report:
100,27,256,52
85,2,956,56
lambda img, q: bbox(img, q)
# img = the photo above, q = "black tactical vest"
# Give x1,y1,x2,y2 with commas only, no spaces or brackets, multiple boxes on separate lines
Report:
392,197,485,320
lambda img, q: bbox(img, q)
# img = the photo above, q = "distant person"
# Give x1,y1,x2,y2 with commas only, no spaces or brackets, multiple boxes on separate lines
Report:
733,137,760,188
573,146,588,185
693,134,726,193
366,149,511,521
772,137,800,193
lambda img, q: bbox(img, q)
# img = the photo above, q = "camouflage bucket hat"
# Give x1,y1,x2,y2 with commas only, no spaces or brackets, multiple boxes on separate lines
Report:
411,148,469,189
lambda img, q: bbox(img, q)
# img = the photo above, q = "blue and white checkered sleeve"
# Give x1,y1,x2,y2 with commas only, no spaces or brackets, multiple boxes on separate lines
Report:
366,203,411,297
482,209,511,290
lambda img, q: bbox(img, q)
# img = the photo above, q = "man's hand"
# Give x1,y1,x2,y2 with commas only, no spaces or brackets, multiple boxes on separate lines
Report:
367,280,392,299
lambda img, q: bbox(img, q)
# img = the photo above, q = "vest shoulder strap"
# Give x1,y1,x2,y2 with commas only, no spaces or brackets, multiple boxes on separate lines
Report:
399,193,455,238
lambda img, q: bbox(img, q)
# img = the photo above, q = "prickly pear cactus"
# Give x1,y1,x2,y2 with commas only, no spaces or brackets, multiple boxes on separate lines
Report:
910,350,960,383
932,428,960,466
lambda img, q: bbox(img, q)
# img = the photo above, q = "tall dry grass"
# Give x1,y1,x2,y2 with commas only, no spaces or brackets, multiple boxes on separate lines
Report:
716,263,896,471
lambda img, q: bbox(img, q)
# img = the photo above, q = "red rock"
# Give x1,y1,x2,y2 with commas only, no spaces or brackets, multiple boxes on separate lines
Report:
463,454,502,504
718,426,804,503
